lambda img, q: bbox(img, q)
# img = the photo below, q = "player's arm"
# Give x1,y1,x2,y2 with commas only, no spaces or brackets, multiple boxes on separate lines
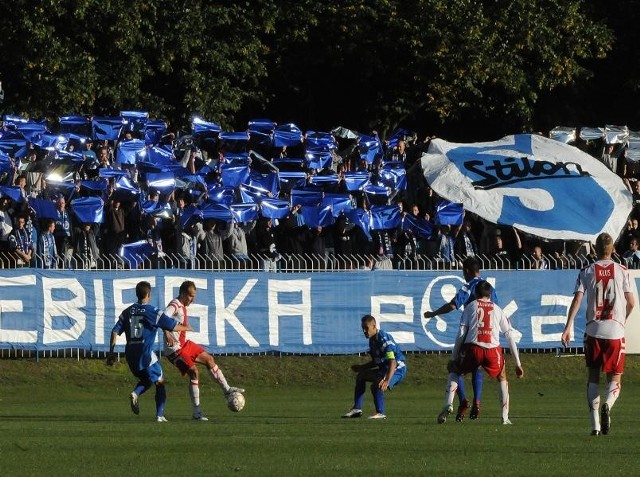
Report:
561,291,584,348
625,291,635,319
106,318,122,365
379,358,397,392
423,301,456,319
504,328,523,379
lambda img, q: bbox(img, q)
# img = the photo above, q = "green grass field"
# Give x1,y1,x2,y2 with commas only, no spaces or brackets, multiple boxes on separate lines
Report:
1,353,639,476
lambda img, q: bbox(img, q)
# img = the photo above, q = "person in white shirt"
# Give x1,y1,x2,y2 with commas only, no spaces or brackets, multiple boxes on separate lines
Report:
562,232,635,436
437,280,523,425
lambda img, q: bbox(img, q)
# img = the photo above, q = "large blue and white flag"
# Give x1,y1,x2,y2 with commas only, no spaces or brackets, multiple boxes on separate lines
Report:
420,134,633,242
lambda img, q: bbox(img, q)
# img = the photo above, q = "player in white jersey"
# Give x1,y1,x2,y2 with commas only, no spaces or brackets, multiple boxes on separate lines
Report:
437,280,524,425
562,232,635,436
163,280,244,421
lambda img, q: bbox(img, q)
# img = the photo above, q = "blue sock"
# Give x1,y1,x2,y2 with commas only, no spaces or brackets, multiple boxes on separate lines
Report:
371,383,385,414
472,368,483,403
134,381,150,397
155,383,166,417
354,378,366,409
456,375,467,403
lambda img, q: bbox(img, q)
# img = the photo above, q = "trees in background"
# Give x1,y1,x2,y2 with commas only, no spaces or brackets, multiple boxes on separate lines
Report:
0,0,634,139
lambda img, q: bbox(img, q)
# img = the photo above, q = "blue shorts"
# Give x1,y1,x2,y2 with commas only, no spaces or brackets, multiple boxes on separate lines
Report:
385,365,406,390
134,362,164,384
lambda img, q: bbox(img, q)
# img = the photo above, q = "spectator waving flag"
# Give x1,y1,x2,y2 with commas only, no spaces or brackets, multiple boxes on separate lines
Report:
435,200,464,225
420,134,633,242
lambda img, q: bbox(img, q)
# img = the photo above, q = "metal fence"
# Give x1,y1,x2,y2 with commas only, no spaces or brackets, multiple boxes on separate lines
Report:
0,251,604,272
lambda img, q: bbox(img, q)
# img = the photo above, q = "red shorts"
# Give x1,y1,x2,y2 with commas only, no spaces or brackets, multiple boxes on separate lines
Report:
584,335,625,374
458,344,504,378
167,341,206,375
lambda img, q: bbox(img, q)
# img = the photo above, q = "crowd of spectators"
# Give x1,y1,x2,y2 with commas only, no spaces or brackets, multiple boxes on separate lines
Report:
0,114,637,271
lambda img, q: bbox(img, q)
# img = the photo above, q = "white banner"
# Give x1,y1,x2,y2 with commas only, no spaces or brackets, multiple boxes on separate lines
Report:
420,134,632,242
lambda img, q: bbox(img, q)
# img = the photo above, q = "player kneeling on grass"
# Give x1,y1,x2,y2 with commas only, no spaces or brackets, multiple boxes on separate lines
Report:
163,280,244,421
342,314,407,420
438,281,524,425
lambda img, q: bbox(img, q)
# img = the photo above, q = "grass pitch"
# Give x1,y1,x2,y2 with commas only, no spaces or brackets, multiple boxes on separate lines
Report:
1,354,639,476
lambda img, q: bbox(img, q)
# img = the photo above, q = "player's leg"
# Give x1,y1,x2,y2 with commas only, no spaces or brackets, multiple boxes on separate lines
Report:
146,363,167,422
186,366,208,420
587,367,601,434
497,369,510,424
344,368,377,417
438,372,459,424
369,377,386,418
130,380,151,415
600,338,625,435
197,350,244,395
470,367,484,419
584,336,602,435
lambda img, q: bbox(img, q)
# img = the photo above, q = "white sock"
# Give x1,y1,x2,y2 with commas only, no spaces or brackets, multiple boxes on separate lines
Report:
587,382,600,431
209,365,230,392
605,381,621,409
445,373,458,408
498,380,509,422
189,379,200,409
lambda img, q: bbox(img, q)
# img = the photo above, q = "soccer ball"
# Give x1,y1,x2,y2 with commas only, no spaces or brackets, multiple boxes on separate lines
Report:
226,391,245,412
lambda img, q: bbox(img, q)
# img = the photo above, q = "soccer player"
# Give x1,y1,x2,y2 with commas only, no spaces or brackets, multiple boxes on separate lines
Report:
561,232,635,436
108,281,192,422
423,256,497,421
342,314,407,419
437,280,523,424
163,280,245,421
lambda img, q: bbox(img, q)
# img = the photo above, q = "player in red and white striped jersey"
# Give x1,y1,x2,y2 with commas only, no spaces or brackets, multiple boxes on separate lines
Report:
438,280,523,425
562,232,635,436
163,280,244,421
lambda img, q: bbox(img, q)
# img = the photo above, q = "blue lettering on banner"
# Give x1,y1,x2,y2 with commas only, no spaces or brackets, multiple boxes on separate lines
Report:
0,269,595,353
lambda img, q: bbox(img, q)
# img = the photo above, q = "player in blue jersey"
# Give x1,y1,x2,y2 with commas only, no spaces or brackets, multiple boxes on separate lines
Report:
423,256,498,421
342,314,407,419
107,281,192,422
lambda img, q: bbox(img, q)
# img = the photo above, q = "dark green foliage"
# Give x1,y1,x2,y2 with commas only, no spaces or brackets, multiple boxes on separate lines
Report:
0,1,632,138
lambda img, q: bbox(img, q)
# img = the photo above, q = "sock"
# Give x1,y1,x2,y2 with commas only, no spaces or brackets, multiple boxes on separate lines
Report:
155,383,167,418
587,382,600,431
471,368,484,403
446,373,459,408
209,364,230,392
604,381,621,409
498,380,509,422
456,375,467,403
371,383,385,414
190,379,201,411
134,381,151,397
353,377,366,410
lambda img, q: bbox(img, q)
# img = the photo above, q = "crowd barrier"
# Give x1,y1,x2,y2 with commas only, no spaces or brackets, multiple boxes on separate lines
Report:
1,265,639,357
0,251,598,272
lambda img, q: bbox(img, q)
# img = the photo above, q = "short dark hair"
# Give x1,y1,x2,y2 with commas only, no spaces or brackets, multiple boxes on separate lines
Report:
361,314,376,326
462,256,480,275
136,281,152,301
179,280,196,296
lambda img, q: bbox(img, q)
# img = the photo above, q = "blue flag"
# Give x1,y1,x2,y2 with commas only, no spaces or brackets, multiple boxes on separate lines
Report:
300,205,335,228
260,198,291,220
119,240,156,269
71,196,104,224
116,139,146,165
28,197,58,220
273,123,303,147
92,117,123,141
435,200,464,226
371,205,402,230
230,203,259,223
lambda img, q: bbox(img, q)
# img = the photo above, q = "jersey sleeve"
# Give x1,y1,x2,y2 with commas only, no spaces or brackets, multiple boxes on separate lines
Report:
157,312,179,331
111,314,125,335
